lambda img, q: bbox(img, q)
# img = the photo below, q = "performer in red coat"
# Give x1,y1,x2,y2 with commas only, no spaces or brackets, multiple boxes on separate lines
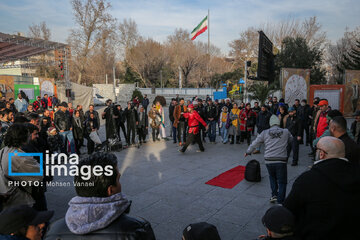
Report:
179,104,208,153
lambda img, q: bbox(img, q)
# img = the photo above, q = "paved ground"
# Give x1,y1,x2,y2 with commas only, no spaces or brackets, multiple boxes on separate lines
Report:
46,106,314,239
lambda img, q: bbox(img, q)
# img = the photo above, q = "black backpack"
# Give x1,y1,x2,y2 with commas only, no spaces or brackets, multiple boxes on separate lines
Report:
245,159,261,182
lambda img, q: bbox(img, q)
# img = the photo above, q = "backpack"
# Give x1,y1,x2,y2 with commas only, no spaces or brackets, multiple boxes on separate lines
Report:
245,159,261,182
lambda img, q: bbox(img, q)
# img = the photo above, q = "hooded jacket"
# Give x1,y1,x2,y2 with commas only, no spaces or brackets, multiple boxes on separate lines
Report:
45,192,155,240
284,158,360,240
246,125,292,162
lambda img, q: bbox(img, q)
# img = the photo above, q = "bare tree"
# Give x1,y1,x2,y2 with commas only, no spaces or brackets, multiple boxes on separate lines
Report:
118,18,140,57
28,21,51,40
68,0,115,84
127,38,168,87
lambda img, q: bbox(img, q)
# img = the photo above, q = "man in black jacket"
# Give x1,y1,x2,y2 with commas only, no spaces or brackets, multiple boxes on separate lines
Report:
284,136,360,240
297,99,311,145
102,99,119,140
84,104,100,127
329,116,360,166
169,98,177,143
285,107,302,166
205,99,217,143
54,102,75,153
253,105,272,154
44,152,156,240
124,101,138,146
116,105,127,142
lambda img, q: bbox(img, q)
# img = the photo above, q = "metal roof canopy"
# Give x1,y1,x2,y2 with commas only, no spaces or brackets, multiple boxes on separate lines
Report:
0,32,67,64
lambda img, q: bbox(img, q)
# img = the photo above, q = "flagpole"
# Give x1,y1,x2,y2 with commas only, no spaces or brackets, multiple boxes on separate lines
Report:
208,9,210,56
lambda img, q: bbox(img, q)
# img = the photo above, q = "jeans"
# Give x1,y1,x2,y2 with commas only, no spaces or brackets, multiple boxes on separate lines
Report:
171,121,177,142
266,163,287,204
220,124,228,143
59,131,75,154
287,136,299,163
177,121,186,143
207,120,217,142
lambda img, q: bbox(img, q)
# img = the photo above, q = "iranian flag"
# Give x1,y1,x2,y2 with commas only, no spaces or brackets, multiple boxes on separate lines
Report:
191,16,208,40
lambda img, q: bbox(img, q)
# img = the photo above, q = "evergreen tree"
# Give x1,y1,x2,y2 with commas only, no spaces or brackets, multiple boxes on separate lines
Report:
339,40,360,71
275,37,326,85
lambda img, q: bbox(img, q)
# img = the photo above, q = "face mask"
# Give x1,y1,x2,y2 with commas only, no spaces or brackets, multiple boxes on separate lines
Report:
269,103,272,107
301,102,305,106
54,108,58,111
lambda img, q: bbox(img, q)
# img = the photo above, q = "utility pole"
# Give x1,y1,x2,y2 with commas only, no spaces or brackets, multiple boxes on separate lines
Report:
113,66,116,102
105,74,108,84
178,66,182,89
244,60,247,103
160,70,163,89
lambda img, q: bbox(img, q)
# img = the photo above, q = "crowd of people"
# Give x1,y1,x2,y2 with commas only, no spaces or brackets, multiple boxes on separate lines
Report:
0,91,359,240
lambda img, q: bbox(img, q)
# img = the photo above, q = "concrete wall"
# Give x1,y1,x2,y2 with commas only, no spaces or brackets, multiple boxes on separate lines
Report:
117,83,136,102
93,84,116,101
138,88,215,96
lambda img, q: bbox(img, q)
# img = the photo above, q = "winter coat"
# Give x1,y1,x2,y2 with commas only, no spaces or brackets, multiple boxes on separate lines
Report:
137,112,148,129
85,118,99,136
14,98,28,113
84,110,100,128
72,117,84,140
102,106,119,139
256,110,272,134
54,110,72,132
173,104,187,128
141,98,150,109
339,133,360,166
284,158,360,240
239,108,257,132
124,107,139,127
205,104,217,120
183,111,207,134
168,104,176,122
297,104,311,125
45,192,155,240
315,110,329,138
0,147,42,209
47,134,63,153
351,120,360,144
312,128,354,148
284,115,302,137
246,126,293,162
148,109,161,129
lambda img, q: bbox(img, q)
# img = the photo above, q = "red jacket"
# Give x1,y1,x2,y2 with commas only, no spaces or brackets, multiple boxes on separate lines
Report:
239,108,257,132
183,110,207,134
316,111,328,138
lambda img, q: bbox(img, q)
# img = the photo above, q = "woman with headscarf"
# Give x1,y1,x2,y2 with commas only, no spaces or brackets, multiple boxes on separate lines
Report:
148,104,161,142
240,103,257,145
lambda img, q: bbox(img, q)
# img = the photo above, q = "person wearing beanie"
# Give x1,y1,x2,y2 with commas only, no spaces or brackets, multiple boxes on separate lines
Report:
182,222,221,240
253,105,272,154
245,115,293,204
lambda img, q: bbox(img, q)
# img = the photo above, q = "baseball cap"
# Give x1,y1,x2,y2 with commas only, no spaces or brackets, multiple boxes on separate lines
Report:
182,222,221,240
262,206,295,234
0,205,54,235
318,100,328,106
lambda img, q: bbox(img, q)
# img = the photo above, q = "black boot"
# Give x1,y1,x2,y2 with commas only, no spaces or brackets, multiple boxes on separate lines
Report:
230,135,234,144
236,136,240,144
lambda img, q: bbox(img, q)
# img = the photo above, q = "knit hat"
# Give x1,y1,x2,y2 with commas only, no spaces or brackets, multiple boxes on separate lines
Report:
288,107,296,112
47,127,57,135
270,115,280,127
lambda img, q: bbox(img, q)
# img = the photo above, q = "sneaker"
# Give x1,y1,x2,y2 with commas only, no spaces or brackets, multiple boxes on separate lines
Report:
252,150,261,154
270,196,277,203
291,162,298,166
196,150,205,152
178,149,185,153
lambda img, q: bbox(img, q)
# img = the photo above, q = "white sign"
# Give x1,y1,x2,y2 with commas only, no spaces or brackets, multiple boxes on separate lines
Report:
18,88,34,100
285,74,307,104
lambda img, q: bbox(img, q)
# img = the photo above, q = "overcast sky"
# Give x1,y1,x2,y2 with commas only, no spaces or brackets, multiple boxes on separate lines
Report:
0,0,359,55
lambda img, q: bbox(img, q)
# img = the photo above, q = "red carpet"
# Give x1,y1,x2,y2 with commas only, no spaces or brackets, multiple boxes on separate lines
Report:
205,165,246,189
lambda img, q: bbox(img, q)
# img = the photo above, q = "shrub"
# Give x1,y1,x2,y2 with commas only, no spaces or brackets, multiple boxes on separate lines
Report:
153,96,166,106
132,89,143,102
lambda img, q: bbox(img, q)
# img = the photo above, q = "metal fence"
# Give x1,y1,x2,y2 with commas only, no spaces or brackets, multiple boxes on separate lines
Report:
138,88,215,96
